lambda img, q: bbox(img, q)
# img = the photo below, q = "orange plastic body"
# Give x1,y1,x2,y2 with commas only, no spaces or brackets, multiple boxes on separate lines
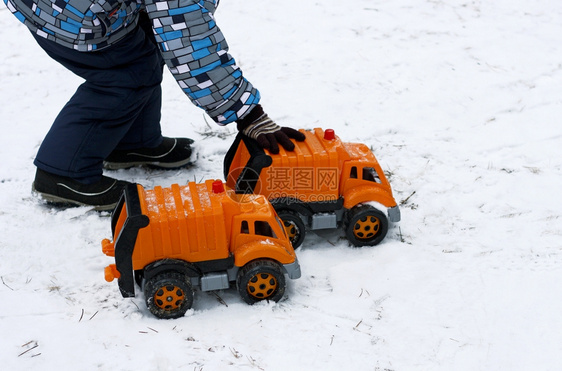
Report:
104,264,120,282
226,128,398,210
105,180,296,277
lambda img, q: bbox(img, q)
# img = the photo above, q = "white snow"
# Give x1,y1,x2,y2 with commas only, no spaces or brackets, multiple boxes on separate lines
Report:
1,0,561,370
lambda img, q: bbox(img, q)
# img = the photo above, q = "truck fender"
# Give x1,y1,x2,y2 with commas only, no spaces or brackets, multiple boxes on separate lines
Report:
143,259,201,282
233,240,296,268
271,198,313,217
343,184,397,210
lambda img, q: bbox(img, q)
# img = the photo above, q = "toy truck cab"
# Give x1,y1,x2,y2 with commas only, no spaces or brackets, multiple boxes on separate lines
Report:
102,180,300,319
224,128,401,248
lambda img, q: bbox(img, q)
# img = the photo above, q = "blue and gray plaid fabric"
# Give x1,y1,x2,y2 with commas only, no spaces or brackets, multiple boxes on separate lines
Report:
4,0,260,124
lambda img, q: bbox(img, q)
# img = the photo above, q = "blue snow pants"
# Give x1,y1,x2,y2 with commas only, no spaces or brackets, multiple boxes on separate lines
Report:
32,15,164,183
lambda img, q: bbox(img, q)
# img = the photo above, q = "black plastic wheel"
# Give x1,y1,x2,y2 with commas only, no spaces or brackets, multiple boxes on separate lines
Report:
237,260,286,304
277,210,306,249
144,272,193,319
344,204,388,247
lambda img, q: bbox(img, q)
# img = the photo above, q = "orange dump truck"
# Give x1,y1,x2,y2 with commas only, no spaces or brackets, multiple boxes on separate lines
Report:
224,128,400,248
102,180,300,319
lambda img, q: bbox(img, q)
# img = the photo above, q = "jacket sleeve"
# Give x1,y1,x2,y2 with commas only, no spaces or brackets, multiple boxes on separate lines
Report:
143,0,261,125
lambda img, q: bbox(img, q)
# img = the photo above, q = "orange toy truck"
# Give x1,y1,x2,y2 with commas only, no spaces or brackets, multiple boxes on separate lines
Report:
102,180,300,319
224,128,400,248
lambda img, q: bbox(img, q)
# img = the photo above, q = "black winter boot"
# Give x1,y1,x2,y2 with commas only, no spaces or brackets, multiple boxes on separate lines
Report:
104,137,194,170
32,168,132,211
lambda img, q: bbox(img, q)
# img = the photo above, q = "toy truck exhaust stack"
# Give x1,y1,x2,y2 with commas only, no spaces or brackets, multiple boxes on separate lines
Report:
102,180,300,319
224,128,401,248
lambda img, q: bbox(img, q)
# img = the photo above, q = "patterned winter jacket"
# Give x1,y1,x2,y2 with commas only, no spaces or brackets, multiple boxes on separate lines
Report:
3,0,260,124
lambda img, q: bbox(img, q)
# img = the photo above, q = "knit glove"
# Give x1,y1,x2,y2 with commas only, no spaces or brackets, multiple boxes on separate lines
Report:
237,106,305,154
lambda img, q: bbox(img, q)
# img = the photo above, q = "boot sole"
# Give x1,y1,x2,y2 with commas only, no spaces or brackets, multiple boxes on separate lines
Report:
104,138,196,170
32,182,118,211
103,158,194,170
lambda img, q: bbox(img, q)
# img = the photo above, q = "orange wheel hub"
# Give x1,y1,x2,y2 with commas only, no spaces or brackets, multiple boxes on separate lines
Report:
283,220,298,242
353,215,380,240
247,273,278,299
154,285,185,310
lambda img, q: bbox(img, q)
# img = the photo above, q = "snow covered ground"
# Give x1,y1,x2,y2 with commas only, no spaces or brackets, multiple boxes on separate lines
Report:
1,0,561,370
